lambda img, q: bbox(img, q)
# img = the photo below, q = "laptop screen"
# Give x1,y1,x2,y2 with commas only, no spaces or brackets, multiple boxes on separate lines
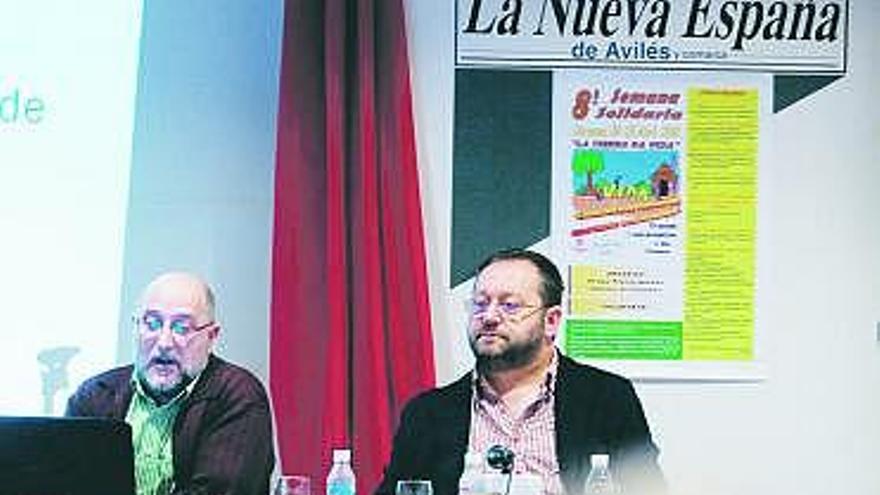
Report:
0,416,135,495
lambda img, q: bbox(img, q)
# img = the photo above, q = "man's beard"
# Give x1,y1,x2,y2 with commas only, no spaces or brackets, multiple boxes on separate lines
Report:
472,330,544,374
136,363,193,404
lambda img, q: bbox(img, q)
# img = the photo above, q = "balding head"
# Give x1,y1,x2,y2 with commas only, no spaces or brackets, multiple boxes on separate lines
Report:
139,272,216,321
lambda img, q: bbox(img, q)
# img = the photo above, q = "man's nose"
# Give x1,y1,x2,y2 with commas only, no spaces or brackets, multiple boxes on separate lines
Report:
155,324,176,347
479,302,504,323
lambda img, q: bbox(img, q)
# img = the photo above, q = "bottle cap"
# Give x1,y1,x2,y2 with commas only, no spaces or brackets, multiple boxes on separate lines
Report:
333,449,351,463
590,453,609,468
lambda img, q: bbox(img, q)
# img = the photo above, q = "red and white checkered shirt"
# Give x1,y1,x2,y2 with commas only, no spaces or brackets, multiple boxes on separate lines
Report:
468,351,563,495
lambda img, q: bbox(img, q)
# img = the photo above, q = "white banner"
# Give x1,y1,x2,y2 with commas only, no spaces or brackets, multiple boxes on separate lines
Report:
456,0,848,72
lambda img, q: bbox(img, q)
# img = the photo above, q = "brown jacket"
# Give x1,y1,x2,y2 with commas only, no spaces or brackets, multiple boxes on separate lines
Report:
66,354,274,495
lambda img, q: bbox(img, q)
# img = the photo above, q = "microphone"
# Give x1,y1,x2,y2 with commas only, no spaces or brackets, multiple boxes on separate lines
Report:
486,444,515,474
486,445,515,495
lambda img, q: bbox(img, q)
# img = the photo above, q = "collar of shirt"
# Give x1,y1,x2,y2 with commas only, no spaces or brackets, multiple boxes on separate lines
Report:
471,348,559,406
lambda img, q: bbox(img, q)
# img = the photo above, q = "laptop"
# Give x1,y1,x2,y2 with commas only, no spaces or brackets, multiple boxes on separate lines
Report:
0,416,135,495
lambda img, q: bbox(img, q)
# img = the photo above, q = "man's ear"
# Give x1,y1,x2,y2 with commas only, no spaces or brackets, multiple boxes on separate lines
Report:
543,305,563,341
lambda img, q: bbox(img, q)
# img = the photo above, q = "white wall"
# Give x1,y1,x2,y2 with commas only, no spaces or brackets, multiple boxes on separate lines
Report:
115,0,284,384
405,2,880,495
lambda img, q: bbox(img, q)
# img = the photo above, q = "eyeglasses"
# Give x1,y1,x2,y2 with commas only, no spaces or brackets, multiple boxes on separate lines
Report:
466,298,545,321
136,310,214,338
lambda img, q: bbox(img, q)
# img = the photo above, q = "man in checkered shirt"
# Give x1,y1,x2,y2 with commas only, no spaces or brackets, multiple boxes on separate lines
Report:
377,249,664,495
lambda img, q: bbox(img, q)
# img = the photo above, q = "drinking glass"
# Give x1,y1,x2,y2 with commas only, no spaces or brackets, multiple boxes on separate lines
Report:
396,480,433,495
275,475,311,495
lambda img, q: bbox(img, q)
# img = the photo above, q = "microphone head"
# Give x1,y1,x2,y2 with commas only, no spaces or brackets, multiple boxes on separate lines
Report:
486,444,515,474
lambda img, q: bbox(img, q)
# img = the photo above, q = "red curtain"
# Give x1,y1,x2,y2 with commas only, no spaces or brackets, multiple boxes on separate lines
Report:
270,0,435,493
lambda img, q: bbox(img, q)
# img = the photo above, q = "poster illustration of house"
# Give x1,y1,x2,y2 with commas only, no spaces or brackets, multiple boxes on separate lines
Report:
570,148,682,240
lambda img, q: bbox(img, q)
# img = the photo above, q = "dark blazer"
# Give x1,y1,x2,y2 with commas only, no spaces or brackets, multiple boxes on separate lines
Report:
375,354,663,495
65,354,275,495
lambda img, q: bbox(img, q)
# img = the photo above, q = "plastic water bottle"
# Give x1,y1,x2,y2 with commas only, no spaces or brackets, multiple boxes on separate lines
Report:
326,449,356,495
584,454,616,494
458,450,484,495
